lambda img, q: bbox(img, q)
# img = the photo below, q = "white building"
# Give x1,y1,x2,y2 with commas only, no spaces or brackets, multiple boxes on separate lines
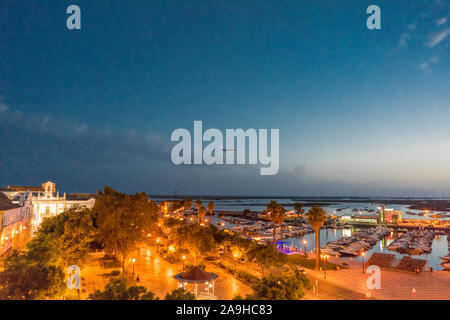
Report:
0,191,33,255
32,181,96,226
1,181,96,229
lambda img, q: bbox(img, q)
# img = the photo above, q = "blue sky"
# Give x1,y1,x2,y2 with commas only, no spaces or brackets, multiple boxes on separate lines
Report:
1,0,449,196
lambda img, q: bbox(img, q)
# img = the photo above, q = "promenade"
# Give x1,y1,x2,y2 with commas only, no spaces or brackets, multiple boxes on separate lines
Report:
81,248,253,300
80,249,450,300
307,258,450,300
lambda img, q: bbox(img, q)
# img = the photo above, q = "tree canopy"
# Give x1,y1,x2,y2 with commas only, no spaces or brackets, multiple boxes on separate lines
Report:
89,277,158,300
251,270,310,300
94,186,159,272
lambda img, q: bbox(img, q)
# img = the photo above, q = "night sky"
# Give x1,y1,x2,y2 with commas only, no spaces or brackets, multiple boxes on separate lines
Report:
1,1,449,196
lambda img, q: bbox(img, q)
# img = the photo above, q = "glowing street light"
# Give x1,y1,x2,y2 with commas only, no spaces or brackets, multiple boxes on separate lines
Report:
156,238,160,253
182,255,186,272
131,258,136,277
303,240,307,257
233,252,238,268
320,254,329,279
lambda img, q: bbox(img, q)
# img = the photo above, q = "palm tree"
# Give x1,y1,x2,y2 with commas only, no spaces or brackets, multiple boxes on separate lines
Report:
305,205,328,270
293,203,304,218
184,198,193,217
198,206,207,224
276,205,287,242
207,201,215,224
266,200,280,244
195,199,202,223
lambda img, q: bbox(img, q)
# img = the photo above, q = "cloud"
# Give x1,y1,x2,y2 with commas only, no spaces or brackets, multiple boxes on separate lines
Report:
427,28,450,47
0,102,9,113
74,123,88,135
0,103,171,164
407,24,416,30
437,17,447,25
419,56,439,70
398,33,410,47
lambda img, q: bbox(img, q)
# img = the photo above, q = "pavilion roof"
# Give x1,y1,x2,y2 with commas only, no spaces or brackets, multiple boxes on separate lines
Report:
173,266,218,283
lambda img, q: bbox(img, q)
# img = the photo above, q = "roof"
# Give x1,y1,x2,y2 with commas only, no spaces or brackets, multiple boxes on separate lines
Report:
352,215,378,219
365,252,396,268
396,256,428,272
0,192,20,211
173,266,219,283
66,193,98,200
7,185,43,192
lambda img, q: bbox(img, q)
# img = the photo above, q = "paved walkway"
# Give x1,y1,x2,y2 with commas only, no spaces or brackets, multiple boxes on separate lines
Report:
81,247,252,300
307,259,450,300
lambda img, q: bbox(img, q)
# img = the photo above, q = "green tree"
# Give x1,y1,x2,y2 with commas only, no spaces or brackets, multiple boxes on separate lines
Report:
94,186,159,273
89,277,159,300
207,201,215,224
171,222,190,250
293,203,304,218
251,270,310,300
0,250,65,300
198,206,207,224
165,287,195,300
184,198,193,217
24,206,95,268
266,200,280,244
247,244,286,276
185,225,216,265
276,205,286,242
59,206,96,267
305,205,328,270
195,199,203,223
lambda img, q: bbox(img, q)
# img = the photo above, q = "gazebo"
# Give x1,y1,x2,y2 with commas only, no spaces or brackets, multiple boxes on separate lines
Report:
173,266,219,299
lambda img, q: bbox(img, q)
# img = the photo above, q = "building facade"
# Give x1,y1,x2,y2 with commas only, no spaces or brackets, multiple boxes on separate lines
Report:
32,181,96,228
1,181,97,230
0,191,33,255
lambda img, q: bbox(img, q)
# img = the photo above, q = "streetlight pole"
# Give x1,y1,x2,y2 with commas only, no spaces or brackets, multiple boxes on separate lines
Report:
132,258,135,278
361,252,365,273
303,240,307,257
320,254,329,279
182,255,186,272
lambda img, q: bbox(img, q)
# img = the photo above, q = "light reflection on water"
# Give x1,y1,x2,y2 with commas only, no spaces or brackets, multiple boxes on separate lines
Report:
284,228,448,271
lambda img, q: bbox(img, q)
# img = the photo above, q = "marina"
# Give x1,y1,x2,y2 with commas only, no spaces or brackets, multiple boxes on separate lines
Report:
182,197,450,271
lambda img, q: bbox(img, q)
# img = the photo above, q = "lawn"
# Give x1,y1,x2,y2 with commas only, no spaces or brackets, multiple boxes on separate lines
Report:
286,254,344,270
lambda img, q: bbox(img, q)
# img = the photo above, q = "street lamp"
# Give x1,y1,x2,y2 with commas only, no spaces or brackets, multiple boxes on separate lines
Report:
156,238,160,253
303,240,307,257
320,254,329,279
132,258,136,277
361,252,365,273
182,255,186,272
233,253,238,268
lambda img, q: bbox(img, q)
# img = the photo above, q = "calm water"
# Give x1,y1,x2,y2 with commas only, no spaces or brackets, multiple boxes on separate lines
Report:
284,228,449,271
